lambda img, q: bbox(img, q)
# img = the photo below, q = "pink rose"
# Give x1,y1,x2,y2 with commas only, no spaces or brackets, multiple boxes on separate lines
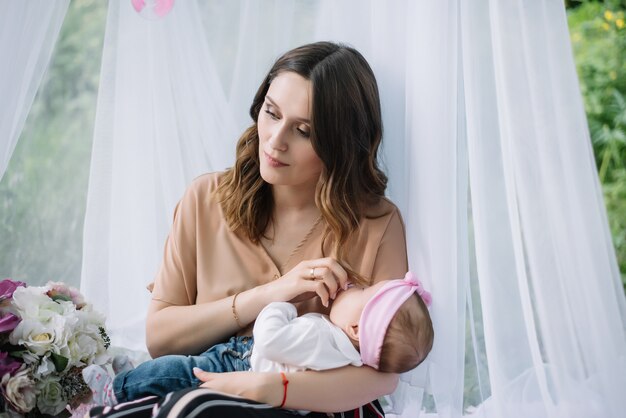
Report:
1,366,37,414
46,282,86,309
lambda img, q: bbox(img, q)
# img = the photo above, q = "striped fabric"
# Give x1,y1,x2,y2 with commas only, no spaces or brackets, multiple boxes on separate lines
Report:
88,389,386,418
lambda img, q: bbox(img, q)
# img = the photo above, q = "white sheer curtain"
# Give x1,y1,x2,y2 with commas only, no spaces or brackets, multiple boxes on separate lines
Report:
0,0,69,180
81,0,238,350
459,2,626,417
81,1,626,416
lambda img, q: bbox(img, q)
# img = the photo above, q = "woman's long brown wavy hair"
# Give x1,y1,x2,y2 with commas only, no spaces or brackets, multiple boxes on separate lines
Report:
215,41,387,273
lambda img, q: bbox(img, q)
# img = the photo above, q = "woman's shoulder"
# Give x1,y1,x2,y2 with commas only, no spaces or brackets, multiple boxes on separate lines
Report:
363,196,403,221
188,171,223,192
174,172,227,216
354,196,405,245
345,196,408,283
181,171,225,201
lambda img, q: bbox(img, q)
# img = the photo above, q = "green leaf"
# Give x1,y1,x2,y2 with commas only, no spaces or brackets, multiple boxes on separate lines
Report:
50,294,72,303
7,349,26,359
50,352,69,373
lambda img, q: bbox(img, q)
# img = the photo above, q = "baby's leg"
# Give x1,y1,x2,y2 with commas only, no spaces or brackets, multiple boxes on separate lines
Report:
216,335,254,372
83,355,137,406
82,365,117,406
113,336,254,403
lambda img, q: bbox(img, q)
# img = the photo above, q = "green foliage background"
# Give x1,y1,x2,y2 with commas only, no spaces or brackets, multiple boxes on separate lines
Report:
568,0,626,292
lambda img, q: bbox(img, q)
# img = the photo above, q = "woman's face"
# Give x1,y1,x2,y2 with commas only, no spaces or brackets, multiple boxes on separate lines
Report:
257,71,323,188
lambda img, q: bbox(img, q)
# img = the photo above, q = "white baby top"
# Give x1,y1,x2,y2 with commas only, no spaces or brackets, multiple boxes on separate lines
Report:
250,302,363,373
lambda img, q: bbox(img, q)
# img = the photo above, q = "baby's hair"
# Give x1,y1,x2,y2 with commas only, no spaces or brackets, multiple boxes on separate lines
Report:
377,293,434,373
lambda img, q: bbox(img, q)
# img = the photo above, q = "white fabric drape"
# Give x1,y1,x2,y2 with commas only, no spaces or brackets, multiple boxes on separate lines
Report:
459,2,626,417
81,1,626,416
81,0,238,350
0,0,69,181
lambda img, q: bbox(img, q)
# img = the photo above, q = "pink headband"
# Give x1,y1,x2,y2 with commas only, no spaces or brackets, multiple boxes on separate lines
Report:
359,271,432,369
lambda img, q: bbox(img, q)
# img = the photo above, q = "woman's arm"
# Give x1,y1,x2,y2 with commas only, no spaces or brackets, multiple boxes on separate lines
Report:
146,284,269,357
147,257,350,357
194,366,399,412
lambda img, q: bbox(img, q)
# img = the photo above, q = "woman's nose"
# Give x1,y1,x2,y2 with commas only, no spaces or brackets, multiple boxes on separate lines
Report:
268,123,289,151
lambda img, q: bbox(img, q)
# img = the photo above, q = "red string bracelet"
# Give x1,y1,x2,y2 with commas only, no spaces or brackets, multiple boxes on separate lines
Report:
279,372,289,408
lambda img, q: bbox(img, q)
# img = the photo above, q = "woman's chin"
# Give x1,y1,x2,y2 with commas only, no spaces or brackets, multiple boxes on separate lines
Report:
259,166,286,185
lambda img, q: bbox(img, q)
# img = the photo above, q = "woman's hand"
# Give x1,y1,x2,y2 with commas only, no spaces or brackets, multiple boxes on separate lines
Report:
193,368,282,406
266,257,351,307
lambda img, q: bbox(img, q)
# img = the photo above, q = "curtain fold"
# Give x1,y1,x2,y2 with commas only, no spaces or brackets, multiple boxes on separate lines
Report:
0,0,69,181
401,2,467,417
80,1,626,416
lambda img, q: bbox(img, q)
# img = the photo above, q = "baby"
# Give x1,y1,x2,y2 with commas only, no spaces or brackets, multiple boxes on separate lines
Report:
84,272,434,405
251,271,434,374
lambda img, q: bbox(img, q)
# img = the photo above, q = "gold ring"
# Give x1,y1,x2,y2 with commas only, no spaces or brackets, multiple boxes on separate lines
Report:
310,267,315,279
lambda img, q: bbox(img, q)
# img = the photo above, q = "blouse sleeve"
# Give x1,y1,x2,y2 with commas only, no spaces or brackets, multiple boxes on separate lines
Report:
370,207,409,283
150,183,199,306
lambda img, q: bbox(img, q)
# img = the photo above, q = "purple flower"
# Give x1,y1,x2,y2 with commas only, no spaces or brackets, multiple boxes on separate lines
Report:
0,313,20,334
0,352,22,378
0,279,26,302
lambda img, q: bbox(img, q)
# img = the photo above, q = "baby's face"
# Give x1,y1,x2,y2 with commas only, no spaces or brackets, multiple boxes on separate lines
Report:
329,280,390,335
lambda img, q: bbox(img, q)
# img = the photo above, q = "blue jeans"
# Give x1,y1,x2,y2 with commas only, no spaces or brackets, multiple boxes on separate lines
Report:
113,336,254,403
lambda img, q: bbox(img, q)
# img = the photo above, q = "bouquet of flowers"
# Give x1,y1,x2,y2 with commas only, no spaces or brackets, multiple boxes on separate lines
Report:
0,279,110,417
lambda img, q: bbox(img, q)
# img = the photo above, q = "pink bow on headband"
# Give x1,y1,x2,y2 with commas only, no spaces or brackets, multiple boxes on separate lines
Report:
405,271,432,307
359,272,432,369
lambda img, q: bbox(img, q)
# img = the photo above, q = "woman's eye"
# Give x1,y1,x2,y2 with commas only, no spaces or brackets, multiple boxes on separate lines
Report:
297,128,310,138
264,109,279,120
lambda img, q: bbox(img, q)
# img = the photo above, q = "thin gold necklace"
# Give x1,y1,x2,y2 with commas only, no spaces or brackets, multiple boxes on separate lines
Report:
263,215,323,274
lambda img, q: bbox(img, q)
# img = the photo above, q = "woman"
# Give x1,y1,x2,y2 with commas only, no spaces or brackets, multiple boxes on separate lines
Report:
93,41,408,418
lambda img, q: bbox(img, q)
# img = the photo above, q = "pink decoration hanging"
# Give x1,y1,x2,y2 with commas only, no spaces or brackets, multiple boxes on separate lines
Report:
131,0,174,20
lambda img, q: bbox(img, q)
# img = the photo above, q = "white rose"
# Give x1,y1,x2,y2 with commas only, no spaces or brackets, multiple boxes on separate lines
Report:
36,375,66,416
76,303,106,328
57,299,77,317
72,308,109,366
50,313,77,360
67,334,97,367
9,319,55,356
75,306,106,333
11,287,62,322
0,367,37,414
9,315,75,368
87,329,110,366
93,339,110,366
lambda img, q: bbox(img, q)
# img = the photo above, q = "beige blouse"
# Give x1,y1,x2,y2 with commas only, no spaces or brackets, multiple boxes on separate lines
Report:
150,172,408,321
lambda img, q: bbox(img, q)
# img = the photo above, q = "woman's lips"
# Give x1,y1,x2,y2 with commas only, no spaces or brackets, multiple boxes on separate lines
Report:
264,152,289,167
